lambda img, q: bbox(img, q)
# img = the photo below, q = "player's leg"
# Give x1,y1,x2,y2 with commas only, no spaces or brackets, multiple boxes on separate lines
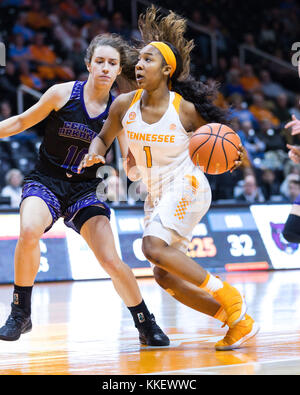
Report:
15,196,53,286
283,203,300,243
75,207,169,346
153,266,259,350
0,196,53,341
153,267,222,317
143,235,246,328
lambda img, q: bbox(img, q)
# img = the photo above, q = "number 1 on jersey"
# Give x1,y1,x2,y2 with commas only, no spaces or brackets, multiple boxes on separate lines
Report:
143,146,152,168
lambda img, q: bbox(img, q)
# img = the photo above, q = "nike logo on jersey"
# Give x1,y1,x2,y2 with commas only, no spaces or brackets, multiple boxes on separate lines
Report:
126,120,136,125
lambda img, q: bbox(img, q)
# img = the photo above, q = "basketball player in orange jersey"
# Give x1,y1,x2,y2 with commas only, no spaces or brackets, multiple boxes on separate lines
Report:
0,33,169,347
78,7,259,350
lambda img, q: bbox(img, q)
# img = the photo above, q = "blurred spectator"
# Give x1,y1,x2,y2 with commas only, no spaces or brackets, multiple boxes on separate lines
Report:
59,0,82,23
12,12,35,43
1,169,23,208
259,119,286,152
0,61,20,108
228,56,241,74
260,168,281,201
29,32,74,82
280,163,300,197
239,64,261,94
8,34,31,64
109,11,131,40
289,95,300,120
96,0,111,19
259,70,286,99
81,18,109,42
206,15,228,55
249,93,280,127
52,18,83,53
229,93,258,127
272,93,291,127
19,61,44,90
238,120,266,163
235,174,265,203
258,22,276,47
223,70,246,98
66,40,87,77
80,0,100,22
283,179,300,203
0,100,12,121
25,2,52,31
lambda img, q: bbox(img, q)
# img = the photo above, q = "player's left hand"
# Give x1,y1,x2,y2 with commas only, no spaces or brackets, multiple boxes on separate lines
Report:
230,144,246,173
77,153,105,174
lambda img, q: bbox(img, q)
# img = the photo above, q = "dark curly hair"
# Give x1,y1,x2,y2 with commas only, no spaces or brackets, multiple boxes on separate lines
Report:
138,6,229,125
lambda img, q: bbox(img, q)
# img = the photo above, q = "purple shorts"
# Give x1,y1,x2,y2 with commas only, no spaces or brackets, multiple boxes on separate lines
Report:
21,171,110,233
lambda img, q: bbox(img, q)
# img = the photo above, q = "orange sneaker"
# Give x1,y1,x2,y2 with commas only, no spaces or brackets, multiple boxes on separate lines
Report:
215,314,259,351
213,281,247,328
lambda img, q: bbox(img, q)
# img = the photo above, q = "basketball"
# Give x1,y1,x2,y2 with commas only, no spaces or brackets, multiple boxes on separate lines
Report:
189,123,241,175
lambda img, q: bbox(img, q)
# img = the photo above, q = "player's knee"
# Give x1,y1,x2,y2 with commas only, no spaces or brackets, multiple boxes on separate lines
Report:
283,214,300,243
153,267,170,288
19,225,42,246
100,256,123,277
142,241,162,265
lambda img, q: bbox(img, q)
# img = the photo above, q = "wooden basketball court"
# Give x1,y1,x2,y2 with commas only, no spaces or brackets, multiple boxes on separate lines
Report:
1,269,300,375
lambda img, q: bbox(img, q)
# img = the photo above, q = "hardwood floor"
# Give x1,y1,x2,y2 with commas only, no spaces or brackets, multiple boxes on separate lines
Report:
1,270,300,375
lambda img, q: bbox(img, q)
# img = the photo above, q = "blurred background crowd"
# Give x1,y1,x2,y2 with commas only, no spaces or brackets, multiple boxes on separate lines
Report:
0,0,300,207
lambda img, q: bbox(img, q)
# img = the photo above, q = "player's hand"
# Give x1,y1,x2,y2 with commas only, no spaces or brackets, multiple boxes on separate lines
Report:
287,144,300,164
230,144,246,173
285,115,300,135
77,153,105,174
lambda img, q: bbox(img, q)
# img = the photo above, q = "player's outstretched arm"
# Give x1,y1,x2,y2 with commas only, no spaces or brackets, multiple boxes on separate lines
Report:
0,83,70,139
78,93,133,173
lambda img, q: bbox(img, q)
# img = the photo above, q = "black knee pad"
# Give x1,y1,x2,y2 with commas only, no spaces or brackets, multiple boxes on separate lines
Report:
73,205,110,233
283,214,300,244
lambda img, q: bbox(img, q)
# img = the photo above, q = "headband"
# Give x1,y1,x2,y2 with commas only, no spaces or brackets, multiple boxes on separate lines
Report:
149,41,177,77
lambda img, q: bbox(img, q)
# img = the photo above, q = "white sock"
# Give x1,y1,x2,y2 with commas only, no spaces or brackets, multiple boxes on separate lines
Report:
200,273,223,294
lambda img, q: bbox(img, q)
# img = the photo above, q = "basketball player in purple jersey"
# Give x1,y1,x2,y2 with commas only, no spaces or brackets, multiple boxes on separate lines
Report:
0,34,169,346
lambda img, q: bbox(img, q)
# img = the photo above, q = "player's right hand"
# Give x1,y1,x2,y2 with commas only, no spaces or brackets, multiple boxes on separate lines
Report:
285,114,300,135
77,153,105,174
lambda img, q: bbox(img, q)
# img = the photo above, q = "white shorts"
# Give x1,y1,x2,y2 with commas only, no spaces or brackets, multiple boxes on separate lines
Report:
143,167,211,254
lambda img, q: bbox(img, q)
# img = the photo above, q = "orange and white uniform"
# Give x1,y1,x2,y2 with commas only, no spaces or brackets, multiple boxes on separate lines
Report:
122,89,211,251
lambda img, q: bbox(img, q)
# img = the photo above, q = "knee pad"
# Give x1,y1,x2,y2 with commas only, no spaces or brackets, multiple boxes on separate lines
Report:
282,214,300,244
73,205,110,233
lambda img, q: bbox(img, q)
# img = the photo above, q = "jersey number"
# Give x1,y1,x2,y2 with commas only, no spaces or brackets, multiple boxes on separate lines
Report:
143,146,152,168
62,145,88,172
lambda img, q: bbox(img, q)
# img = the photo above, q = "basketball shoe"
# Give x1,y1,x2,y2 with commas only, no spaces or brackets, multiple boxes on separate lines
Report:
213,281,247,328
215,314,259,351
0,304,32,341
137,314,170,346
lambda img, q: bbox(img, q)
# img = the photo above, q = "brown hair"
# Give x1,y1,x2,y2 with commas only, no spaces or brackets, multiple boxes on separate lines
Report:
85,33,138,84
138,5,193,80
138,6,229,125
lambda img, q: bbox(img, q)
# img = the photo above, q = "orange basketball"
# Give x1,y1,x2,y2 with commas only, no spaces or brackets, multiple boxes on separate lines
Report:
189,123,241,174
